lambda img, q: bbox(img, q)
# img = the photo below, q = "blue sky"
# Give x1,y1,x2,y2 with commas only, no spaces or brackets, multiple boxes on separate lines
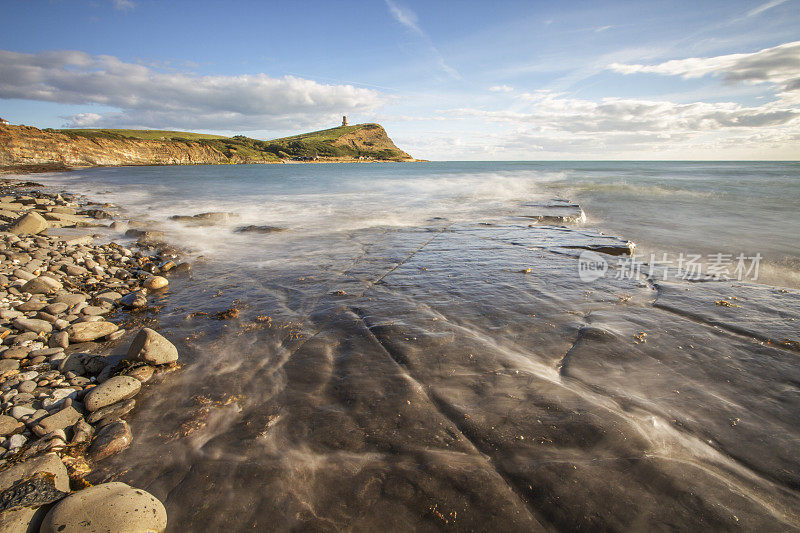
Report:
1,0,798,159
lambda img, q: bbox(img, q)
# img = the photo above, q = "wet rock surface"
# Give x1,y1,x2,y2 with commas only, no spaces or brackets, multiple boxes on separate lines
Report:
171,211,240,226
234,225,287,234
518,198,587,224
73,204,800,531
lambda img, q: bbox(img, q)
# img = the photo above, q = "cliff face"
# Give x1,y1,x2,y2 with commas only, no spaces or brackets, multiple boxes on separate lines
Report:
0,122,418,169
330,124,414,161
0,124,241,167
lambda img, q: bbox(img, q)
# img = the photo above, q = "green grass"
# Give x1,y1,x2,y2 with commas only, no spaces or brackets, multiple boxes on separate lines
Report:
58,128,229,141
270,124,380,143
51,123,408,161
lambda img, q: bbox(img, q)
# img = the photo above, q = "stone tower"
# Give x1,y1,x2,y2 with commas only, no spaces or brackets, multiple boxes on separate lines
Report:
342,116,348,126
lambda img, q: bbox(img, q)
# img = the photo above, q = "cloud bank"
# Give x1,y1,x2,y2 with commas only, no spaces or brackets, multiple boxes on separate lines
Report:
608,41,800,103
437,87,799,158
0,49,383,130
404,41,800,159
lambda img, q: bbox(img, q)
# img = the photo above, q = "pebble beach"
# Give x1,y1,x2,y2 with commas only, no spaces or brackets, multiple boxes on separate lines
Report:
0,176,185,532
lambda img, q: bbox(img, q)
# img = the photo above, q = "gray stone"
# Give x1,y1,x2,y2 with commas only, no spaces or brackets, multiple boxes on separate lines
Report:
143,276,168,290
36,405,82,435
29,348,63,357
119,291,147,308
22,276,63,295
0,308,23,320
7,433,27,449
12,268,37,282
44,302,69,315
126,328,178,365
50,293,87,306
71,418,93,445
61,235,93,246
68,321,119,343
16,299,46,312
10,405,36,419
86,399,135,425
41,481,166,532
18,380,36,393
49,331,69,349
0,453,70,533
13,317,53,334
94,291,121,305
81,306,108,316
2,347,30,360
84,376,141,412
0,359,20,374
171,211,239,225
0,414,23,436
58,354,85,376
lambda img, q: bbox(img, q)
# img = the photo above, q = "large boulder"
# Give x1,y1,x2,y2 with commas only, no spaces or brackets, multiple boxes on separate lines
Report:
126,328,178,365
41,482,167,533
8,212,48,235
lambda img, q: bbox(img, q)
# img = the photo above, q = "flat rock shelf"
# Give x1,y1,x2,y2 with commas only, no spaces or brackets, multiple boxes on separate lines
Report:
62,196,800,531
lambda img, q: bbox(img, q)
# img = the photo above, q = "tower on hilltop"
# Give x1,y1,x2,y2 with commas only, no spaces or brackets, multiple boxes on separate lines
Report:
342,116,348,126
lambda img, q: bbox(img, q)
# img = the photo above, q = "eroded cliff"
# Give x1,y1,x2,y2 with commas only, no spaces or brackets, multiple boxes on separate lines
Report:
0,122,416,168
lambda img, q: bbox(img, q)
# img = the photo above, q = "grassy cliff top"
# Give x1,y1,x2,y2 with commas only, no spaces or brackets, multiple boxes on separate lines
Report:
269,124,380,143
53,123,413,161
55,128,229,141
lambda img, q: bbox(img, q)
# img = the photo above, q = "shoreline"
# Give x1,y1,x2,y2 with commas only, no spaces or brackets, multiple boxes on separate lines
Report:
0,166,797,530
0,158,428,177
0,175,188,531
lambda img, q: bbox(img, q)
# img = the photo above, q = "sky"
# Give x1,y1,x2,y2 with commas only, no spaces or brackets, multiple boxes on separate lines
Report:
0,0,798,160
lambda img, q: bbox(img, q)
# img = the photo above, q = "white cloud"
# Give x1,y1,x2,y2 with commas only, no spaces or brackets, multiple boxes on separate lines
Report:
489,85,514,92
385,0,422,35
446,94,798,132
745,0,788,18
112,0,136,11
608,40,800,98
433,89,799,159
0,49,384,131
385,0,460,79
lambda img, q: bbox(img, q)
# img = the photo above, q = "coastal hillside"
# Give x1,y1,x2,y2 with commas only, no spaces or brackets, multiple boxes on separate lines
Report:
266,124,414,161
0,122,415,169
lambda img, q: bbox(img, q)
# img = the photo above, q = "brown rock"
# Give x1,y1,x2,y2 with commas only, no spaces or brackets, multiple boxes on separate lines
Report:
126,328,178,365
8,211,48,235
87,420,133,461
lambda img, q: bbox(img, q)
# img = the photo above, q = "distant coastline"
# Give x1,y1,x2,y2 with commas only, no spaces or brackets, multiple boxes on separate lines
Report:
0,122,419,171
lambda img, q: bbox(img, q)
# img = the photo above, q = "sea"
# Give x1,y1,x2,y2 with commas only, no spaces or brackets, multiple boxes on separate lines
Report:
38,161,800,288
28,161,800,531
